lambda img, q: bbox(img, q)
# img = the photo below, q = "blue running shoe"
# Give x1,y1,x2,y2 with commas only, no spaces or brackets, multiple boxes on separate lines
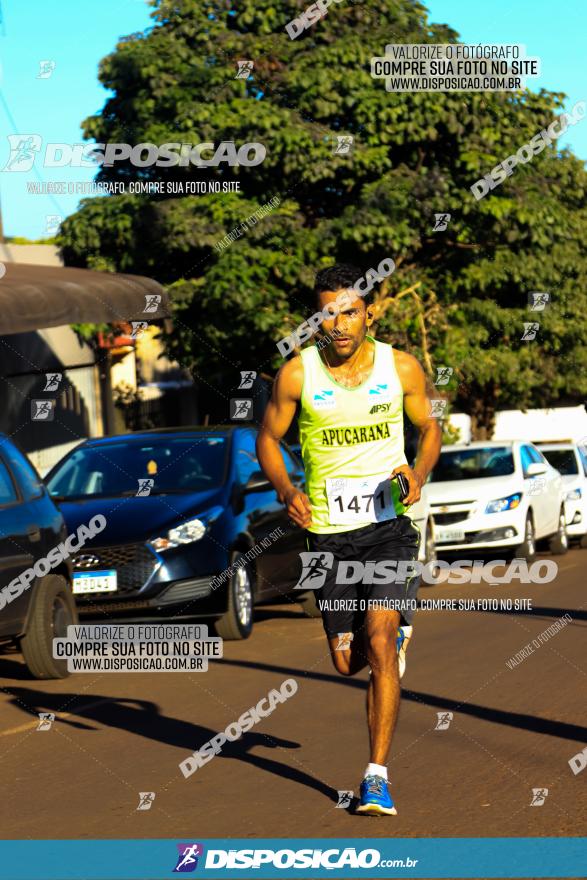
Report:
356,774,397,816
396,625,413,679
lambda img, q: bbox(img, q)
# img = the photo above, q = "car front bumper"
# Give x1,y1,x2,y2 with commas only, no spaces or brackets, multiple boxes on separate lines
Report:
71,540,228,616
431,508,526,553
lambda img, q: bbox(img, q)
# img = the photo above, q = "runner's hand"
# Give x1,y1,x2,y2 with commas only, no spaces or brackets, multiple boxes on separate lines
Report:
283,487,312,528
392,465,423,505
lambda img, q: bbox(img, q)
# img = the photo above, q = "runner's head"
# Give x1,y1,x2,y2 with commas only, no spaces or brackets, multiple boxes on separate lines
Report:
314,264,374,359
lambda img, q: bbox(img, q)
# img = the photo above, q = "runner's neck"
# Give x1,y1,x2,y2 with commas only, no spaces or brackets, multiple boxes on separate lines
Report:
319,337,375,388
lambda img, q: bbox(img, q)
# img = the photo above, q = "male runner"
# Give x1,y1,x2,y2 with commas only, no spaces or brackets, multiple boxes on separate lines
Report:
256,264,441,816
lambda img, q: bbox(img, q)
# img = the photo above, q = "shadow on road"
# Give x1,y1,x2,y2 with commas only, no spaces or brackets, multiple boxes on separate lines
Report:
3,686,337,802
210,658,587,745
4,646,587,753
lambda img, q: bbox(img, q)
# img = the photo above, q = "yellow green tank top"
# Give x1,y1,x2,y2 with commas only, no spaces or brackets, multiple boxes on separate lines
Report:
299,335,408,534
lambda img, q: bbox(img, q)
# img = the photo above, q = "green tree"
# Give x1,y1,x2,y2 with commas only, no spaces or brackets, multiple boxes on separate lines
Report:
58,0,587,436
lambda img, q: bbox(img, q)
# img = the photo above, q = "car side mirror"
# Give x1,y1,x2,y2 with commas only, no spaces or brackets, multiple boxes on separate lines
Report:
526,462,547,477
244,471,272,493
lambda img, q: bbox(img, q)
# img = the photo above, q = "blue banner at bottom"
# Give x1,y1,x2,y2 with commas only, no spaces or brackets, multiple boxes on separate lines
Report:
0,838,585,879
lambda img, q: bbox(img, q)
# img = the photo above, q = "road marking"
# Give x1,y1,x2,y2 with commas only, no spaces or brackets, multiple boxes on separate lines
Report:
0,697,112,737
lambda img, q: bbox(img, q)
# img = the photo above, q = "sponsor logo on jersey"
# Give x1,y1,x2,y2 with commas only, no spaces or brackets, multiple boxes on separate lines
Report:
321,421,391,446
369,403,391,414
312,389,336,410
368,383,389,395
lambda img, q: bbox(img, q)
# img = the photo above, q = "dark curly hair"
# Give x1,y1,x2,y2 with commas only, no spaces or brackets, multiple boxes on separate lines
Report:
314,263,364,301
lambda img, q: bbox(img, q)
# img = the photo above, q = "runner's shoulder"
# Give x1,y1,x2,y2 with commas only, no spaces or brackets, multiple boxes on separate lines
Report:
275,354,303,401
392,348,426,389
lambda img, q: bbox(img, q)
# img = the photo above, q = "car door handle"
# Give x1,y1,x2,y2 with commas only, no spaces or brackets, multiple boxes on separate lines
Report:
27,526,41,542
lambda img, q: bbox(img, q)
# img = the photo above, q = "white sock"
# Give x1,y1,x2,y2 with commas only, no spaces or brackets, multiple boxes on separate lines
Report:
365,762,388,780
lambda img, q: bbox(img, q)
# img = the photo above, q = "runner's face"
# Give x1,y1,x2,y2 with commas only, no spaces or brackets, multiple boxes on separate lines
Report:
318,289,372,358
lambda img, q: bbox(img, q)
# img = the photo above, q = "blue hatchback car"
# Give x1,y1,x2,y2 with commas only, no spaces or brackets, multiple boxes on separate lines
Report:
44,427,307,639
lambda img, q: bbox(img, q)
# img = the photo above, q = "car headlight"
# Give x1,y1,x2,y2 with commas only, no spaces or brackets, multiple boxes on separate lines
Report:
566,488,582,501
149,507,223,551
485,493,522,514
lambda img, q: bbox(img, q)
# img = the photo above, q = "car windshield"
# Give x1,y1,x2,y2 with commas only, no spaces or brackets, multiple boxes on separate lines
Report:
431,447,515,481
46,436,227,498
540,449,579,475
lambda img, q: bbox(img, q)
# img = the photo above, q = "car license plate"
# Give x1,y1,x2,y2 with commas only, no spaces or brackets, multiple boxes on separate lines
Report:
72,570,117,594
436,527,465,543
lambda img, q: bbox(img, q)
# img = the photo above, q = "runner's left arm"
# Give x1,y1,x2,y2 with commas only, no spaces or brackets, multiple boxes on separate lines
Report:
393,351,442,504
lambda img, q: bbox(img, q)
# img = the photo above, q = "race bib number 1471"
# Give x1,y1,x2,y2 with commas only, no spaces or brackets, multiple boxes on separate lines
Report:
325,474,396,525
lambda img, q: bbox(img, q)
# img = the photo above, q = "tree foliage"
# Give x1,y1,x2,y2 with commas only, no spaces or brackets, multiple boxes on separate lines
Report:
57,0,587,437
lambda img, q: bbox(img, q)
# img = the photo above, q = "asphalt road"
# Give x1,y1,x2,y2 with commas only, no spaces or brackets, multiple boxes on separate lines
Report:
0,549,586,846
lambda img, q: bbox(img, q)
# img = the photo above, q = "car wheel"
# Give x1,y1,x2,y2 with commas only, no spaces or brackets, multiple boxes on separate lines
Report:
19,574,77,679
517,514,536,561
214,553,254,640
548,507,569,556
297,590,322,618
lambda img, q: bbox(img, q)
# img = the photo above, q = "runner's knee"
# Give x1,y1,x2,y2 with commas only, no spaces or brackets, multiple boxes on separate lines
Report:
367,630,397,667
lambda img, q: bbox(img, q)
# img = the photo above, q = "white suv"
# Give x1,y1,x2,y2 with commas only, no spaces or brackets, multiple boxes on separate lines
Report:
426,441,568,559
538,442,587,547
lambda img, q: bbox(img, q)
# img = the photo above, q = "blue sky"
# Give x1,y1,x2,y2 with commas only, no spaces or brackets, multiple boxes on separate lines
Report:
0,0,585,239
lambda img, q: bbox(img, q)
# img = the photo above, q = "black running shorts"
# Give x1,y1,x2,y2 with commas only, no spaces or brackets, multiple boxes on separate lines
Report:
305,515,421,637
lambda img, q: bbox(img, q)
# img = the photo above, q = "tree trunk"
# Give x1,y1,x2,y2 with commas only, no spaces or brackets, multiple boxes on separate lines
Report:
468,389,497,440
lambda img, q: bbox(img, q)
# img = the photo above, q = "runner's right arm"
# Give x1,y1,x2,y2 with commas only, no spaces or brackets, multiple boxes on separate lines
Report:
256,357,312,528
